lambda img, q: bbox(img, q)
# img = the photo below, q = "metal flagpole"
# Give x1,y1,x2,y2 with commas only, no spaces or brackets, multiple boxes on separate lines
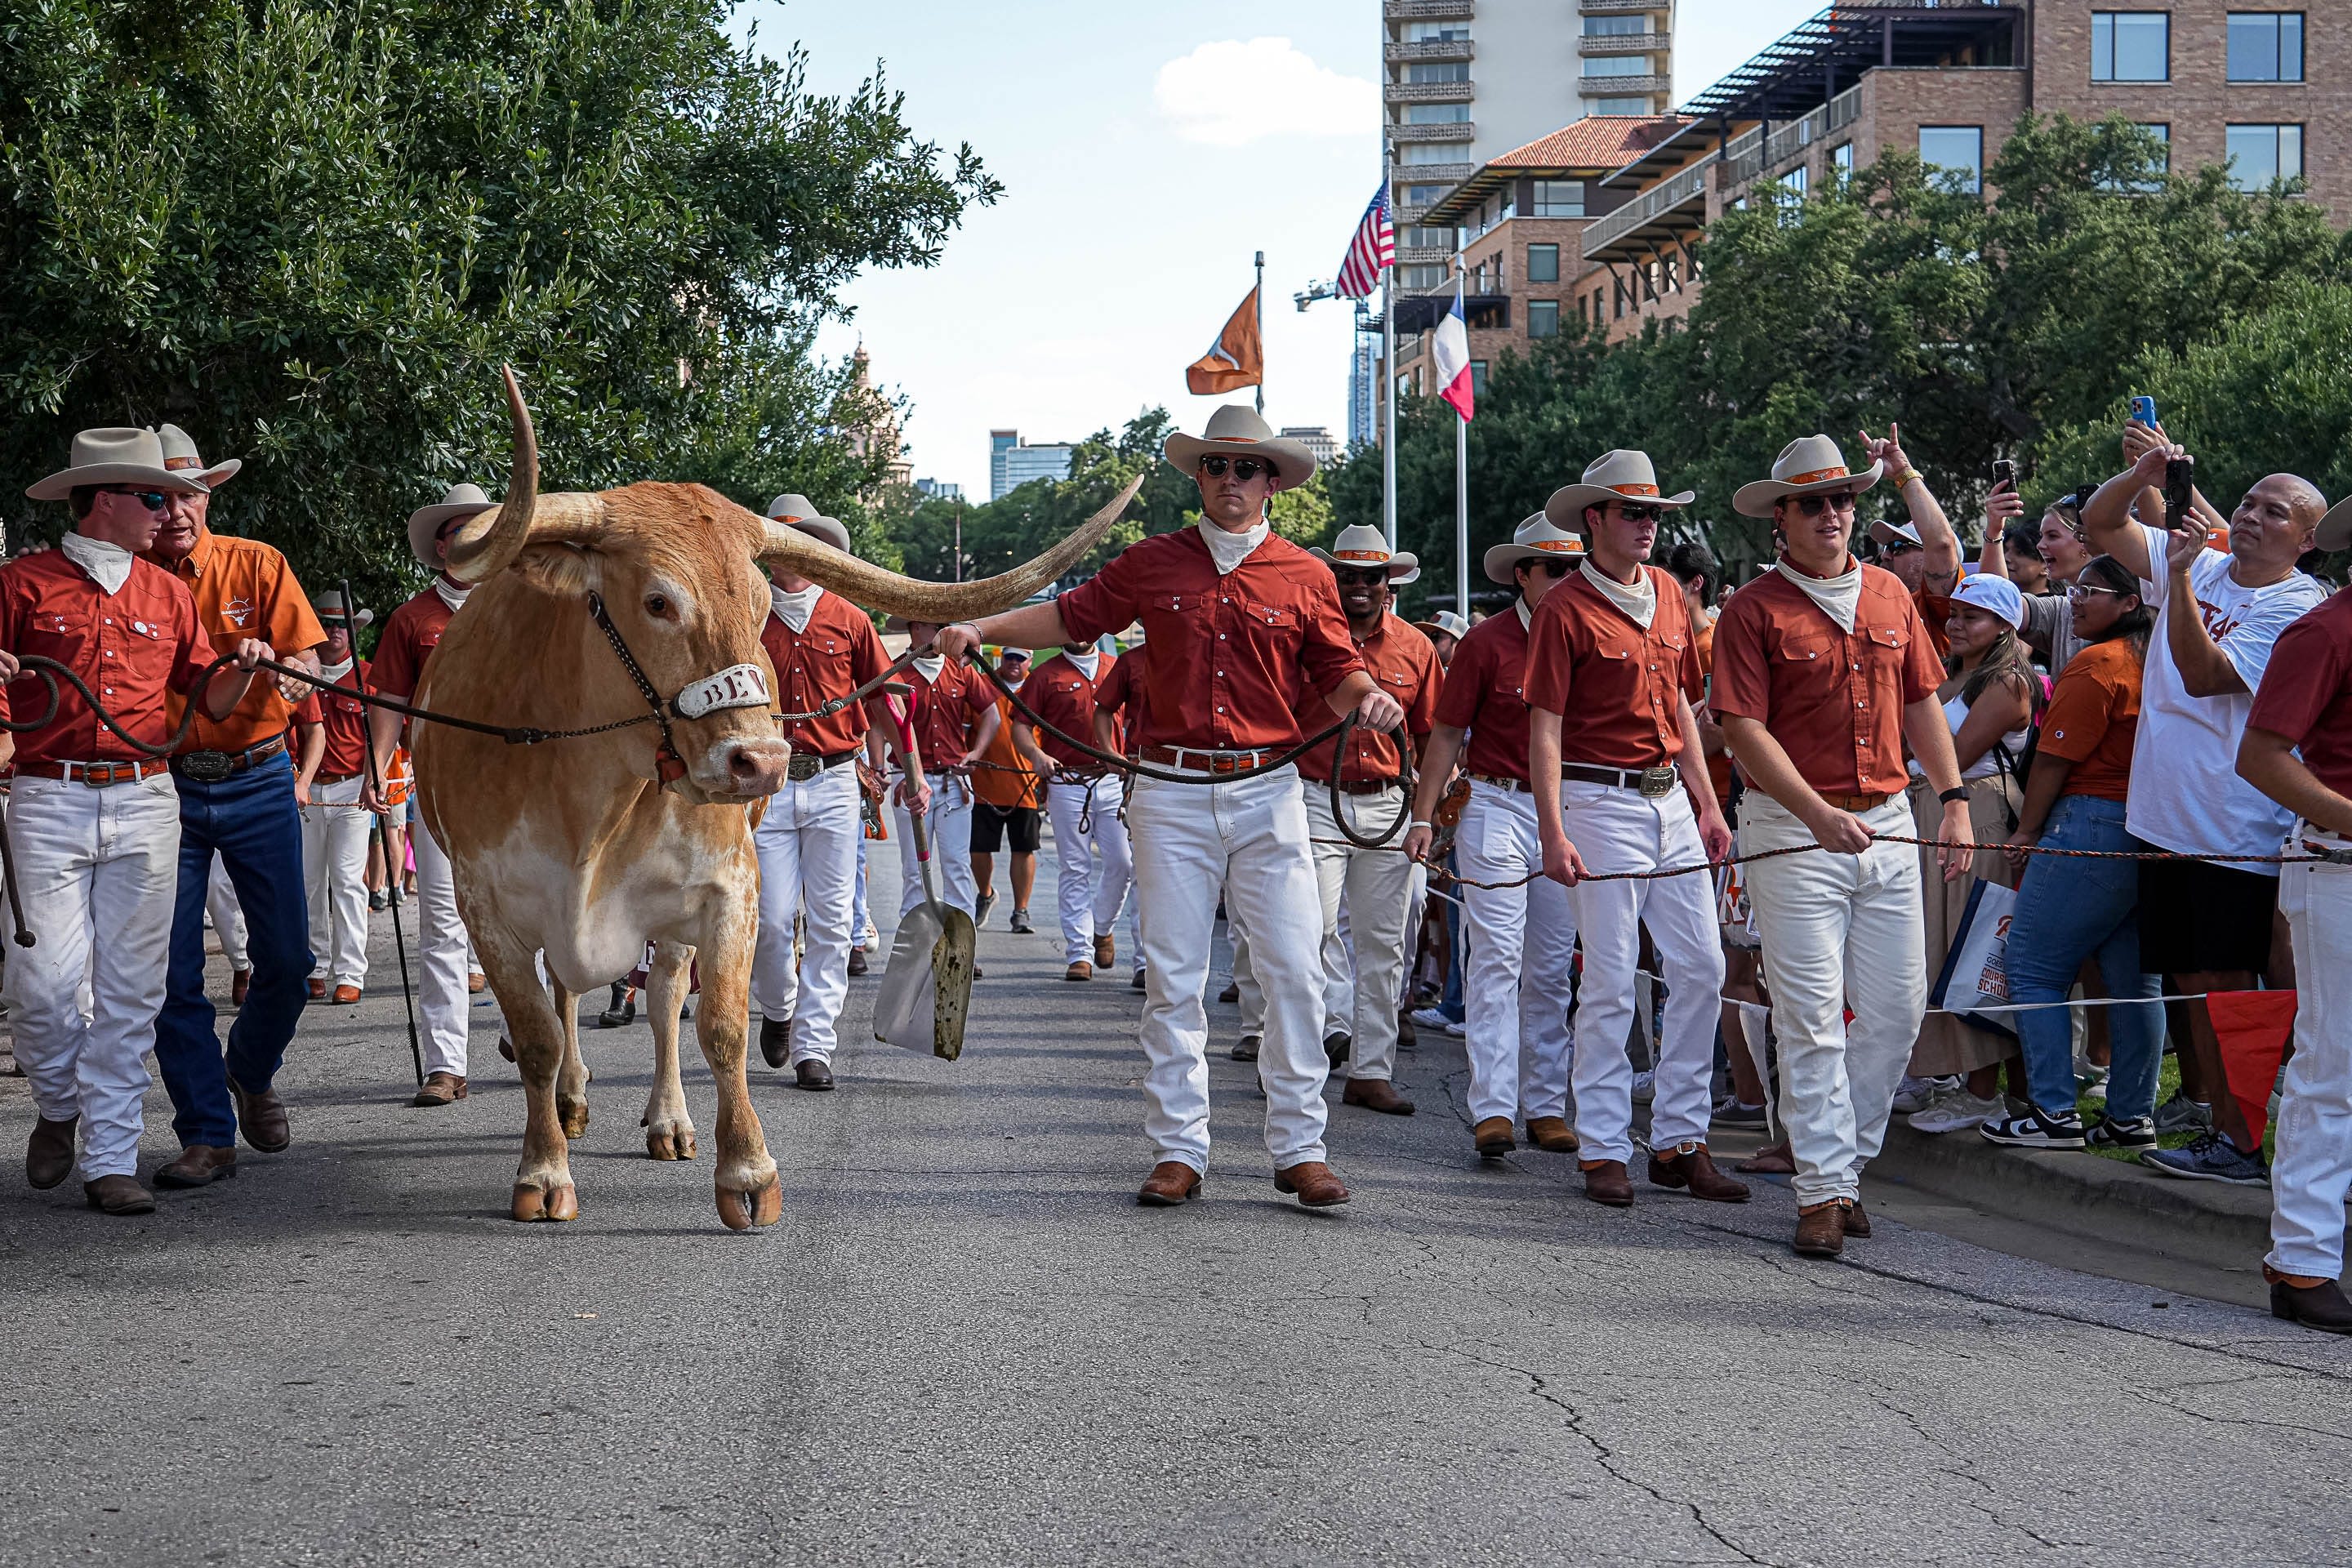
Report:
1382,257,1398,550
1254,249,1266,415
1453,268,1469,620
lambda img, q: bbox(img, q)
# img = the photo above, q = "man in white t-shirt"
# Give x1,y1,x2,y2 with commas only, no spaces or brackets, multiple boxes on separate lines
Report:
2081,430,2328,1186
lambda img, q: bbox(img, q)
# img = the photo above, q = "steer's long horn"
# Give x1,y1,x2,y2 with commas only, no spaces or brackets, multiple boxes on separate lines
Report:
443,365,608,584
758,473,1143,621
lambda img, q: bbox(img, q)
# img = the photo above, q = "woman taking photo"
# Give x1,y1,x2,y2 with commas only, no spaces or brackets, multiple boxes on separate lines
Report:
1980,555,2165,1150
1904,572,2041,1134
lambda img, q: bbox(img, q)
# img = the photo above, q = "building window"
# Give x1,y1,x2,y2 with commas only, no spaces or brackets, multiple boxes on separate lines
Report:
1403,21,1470,42
1832,142,1855,176
1401,183,1449,207
1590,98,1652,116
2091,12,2170,82
1532,180,1585,216
1780,166,1808,197
1398,142,1463,165
1469,362,1489,396
2227,123,2305,189
1401,224,1454,251
1584,14,1646,34
1584,55,1653,78
1404,104,1471,123
1919,126,1984,193
1526,243,1560,283
2228,13,2304,81
1404,61,1471,84
1528,301,1561,339
1398,263,1450,290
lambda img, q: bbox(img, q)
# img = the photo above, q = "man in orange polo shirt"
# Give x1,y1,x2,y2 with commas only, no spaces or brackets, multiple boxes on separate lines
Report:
142,425,327,1187
1712,434,1973,1259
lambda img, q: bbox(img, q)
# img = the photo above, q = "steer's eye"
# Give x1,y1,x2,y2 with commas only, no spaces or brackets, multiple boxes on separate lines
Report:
645,593,671,617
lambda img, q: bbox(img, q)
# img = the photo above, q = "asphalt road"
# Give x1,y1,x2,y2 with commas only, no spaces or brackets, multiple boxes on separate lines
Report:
5,831,2351,1567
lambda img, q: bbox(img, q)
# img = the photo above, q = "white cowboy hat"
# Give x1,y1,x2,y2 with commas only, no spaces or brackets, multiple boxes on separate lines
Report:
1483,512,1588,585
1869,519,1924,550
156,423,243,488
2319,492,2352,552
1543,450,1694,532
1309,523,1419,584
1732,434,1883,519
1413,610,1472,642
408,483,499,569
1162,405,1316,491
764,492,853,556
311,589,375,629
25,427,211,501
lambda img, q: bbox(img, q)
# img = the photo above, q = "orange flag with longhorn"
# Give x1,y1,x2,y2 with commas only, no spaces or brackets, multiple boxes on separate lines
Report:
1186,286,1263,395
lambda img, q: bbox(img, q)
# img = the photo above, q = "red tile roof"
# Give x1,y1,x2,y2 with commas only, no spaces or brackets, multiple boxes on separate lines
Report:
1486,116,1688,172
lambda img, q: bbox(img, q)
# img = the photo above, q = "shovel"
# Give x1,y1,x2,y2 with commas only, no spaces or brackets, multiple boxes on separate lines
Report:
873,697,976,1060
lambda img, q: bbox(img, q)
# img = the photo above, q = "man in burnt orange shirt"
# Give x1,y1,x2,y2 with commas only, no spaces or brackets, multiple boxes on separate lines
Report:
881,614,1000,924
1018,634,1131,982
1713,434,1973,1259
143,425,327,1184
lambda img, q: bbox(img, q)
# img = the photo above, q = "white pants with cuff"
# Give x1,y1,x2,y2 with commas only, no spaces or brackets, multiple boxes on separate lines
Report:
7,774,180,1182
1740,792,1925,1207
1457,781,1578,1126
301,774,373,989
2267,835,2352,1281
1560,778,1725,1165
751,760,861,1064
1046,774,1132,965
1128,765,1328,1174
409,816,474,1077
1305,786,1414,1084
893,774,977,920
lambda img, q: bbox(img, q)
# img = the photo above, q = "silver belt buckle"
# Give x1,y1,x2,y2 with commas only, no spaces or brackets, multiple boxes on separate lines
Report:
177,751,234,782
1637,765,1677,799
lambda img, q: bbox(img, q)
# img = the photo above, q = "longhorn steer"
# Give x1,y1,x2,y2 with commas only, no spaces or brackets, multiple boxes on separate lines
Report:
413,372,1132,1228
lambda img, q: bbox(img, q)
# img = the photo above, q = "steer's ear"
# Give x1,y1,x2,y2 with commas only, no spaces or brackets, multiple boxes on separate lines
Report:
513,541,604,599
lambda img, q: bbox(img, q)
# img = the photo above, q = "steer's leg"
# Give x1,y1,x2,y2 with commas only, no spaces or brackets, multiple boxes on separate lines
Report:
554,980,591,1139
697,899,780,1230
642,941,697,1160
487,938,579,1223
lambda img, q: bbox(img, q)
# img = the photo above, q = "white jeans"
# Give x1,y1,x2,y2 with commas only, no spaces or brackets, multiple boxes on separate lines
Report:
205,858,248,972
1560,780,1726,1164
1128,765,1328,1173
7,774,181,1180
1457,782,1578,1125
409,816,473,1077
893,775,977,920
301,774,373,988
1305,787,1414,1082
1740,792,1925,1206
2267,839,2352,1280
1045,775,1132,964
751,761,860,1062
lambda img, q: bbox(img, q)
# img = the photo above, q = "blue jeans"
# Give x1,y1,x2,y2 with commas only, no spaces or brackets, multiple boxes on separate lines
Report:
2004,794,2163,1122
1440,850,1465,1023
155,751,314,1148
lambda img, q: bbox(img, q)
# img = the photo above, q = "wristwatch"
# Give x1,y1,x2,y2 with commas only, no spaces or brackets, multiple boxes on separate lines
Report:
1938,786,1969,805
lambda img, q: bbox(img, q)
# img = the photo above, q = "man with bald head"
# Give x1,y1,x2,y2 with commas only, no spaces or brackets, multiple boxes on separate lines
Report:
2081,429,2329,1185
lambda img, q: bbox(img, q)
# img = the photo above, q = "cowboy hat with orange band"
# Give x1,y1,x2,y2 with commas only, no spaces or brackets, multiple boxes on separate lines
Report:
1731,434,1885,519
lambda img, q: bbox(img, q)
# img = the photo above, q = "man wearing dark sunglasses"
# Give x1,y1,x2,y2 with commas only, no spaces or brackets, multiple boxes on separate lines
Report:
4,427,270,1215
935,406,1400,1210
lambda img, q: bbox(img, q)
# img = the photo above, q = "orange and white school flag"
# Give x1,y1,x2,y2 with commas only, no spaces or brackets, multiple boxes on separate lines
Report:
1186,286,1263,395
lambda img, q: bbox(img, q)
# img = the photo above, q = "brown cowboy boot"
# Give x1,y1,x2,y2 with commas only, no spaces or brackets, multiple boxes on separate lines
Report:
1136,1161,1201,1206
1581,1159,1634,1207
1273,1160,1350,1208
1647,1142,1751,1203
1793,1200,1848,1258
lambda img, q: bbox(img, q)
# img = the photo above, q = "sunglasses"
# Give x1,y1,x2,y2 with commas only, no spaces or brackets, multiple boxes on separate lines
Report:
1522,558,1574,580
104,488,172,512
1333,567,1392,587
2066,583,2131,603
1608,503,1665,524
1880,540,1922,557
1198,456,1272,482
1788,491,1859,518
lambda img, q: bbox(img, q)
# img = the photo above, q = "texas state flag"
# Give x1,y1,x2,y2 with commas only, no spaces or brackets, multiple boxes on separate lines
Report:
1432,293,1474,421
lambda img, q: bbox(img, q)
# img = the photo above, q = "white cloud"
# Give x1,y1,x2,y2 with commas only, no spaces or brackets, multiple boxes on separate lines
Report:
1154,38,1376,148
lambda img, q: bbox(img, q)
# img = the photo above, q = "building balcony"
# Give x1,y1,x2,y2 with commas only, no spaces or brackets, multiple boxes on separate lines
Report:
1582,151,1715,262
1396,245,1451,266
1385,80,1473,105
1579,0,1667,11
1389,161,1476,188
1384,38,1474,63
1388,121,1474,144
1578,32,1668,56
1719,82,1864,194
1384,0,1473,19
1577,73,1670,96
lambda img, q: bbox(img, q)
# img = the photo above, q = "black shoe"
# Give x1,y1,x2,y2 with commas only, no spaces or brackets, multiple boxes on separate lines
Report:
760,1017,792,1069
847,948,869,978
597,980,636,1029
368,890,386,912
1979,1107,2087,1149
2272,1275,2352,1334
1231,1034,1261,1062
1130,967,1146,991
2088,1114,2158,1151
794,1058,835,1092
1323,1031,1352,1067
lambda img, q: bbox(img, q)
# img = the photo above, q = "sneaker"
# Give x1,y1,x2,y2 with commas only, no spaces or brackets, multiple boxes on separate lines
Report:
1979,1107,2087,1149
1908,1086,2005,1135
974,890,996,929
1131,967,1146,992
1408,1006,1464,1039
1711,1096,1767,1129
1631,1069,1656,1106
2076,1062,2110,1098
2088,1114,2158,1151
1009,908,1035,934
2143,1130,2270,1187
1892,1074,1958,1116
368,889,386,912
2153,1091,2212,1135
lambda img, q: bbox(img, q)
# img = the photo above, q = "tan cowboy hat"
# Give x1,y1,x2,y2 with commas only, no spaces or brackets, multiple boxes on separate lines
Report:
764,492,853,556
882,611,951,635
408,483,498,569
26,427,211,501
1483,512,1588,585
2319,492,2352,552
1414,610,1471,642
1543,450,1694,532
156,424,243,488
1162,405,1316,491
1732,434,1883,519
1869,518,1925,550
311,589,375,629
1309,523,1419,584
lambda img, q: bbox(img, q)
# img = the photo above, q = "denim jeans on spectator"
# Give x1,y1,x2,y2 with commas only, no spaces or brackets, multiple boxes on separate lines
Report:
2004,794,2163,1122
1440,851,1465,1024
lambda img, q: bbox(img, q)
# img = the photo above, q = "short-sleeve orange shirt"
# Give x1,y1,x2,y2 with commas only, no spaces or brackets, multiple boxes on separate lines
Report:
150,528,327,754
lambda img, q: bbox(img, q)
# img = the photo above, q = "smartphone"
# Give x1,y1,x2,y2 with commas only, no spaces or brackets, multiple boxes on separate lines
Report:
2164,455,2196,528
1992,458,2016,488
2131,394,2158,427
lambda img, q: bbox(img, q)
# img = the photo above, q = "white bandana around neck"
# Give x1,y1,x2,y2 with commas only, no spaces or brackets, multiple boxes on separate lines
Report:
59,532,134,596
433,577,473,614
1579,559,1656,631
1067,647,1102,679
911,653,945,684
1513,598,1533,631
1771,555,1862,635
769,581,822,634
318,656,355,684
1196,516,1269,575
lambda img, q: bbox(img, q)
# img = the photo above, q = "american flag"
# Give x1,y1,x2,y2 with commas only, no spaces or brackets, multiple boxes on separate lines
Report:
1334,181,1393,300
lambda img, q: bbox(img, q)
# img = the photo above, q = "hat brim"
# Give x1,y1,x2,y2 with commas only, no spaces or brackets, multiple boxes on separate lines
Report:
778,516,853,556
25,462,210,502
1542,483,1695,532
1869,519,1924,548
172,457,243,488
408,500,499,570
2320,495,2352,552
315,605,375,628
1484,542,1584,585
1732,461,1884,519
882,612,951,635
1162,432,1317,490
1308,547,1420,583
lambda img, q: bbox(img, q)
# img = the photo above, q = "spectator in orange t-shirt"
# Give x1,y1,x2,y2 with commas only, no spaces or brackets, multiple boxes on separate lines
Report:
969,648,1041,932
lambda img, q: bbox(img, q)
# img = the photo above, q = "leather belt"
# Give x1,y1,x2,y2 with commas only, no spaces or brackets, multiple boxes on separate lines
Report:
18,758,172,786
1139,745,1277,775
1561,762,1680,798
785,749,858,782
1466,772,1530,793
172,734,287,782
1820,791,1891,812
1306,775,1400,795
316,770,363,784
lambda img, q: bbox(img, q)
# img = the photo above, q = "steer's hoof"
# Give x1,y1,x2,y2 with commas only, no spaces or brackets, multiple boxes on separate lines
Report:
644,1124,697,1160
715,1174,782,1232
511,1181,580,1223
558,1098,590,1139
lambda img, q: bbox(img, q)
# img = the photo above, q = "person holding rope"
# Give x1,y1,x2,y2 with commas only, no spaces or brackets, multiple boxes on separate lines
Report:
1527,452,1743,1207
969,648,1040,933
2,428,273,1214
1299,524,1441,1118
1403,514,1586,1161
295,590,376,1007
1089,633,1150,990
1018,632,1129,982
935,405,1401,1210
1713,434,1975,1259
881,615,1000,924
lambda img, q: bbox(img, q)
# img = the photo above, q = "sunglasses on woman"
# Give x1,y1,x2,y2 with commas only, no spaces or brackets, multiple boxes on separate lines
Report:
104,488,171,512
1788,491,1859,518
1198,456,1272,482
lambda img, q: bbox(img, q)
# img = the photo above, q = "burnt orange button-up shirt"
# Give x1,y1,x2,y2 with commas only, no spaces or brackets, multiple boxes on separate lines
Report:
151,528,327,755
1056,528,1363,753
904,658,995,772
1293,613,1441,783
760,590,885,758
1022,651,1113,771
0,549,214,768
1432,608,1535,783
1524,566,1704,770
1710,561,1945,799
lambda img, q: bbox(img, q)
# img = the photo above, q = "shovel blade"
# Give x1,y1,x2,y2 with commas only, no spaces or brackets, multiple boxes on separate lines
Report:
875,907,947,1052
929,909,978,1061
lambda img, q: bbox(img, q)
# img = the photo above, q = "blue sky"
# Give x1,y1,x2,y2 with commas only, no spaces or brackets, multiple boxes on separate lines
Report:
735,1,1825,497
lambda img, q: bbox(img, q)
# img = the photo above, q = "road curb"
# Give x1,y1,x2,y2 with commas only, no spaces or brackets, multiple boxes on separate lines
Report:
1868,1122,2273,1260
